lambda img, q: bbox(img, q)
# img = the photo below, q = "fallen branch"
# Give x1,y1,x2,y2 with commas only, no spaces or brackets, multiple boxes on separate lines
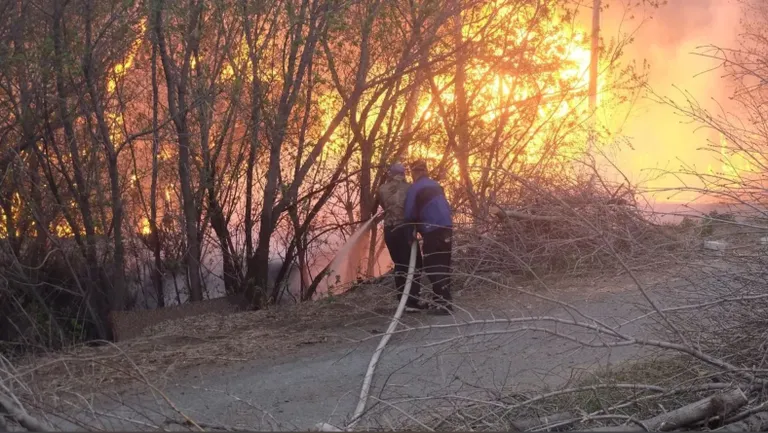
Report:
718,412,768,432
0,393,52,432
722,399,768,425
346,237,418,430
589,388,748,432
529,384,752,432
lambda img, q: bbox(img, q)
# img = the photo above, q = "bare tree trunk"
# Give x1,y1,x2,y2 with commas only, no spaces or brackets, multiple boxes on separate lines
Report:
588,0,600,116
274,52,315,301
355,5,376,272
175,82,203,302
245,78,260,261
10,2,45,260
153,0,204,302
245,0,320,307
28,152,49,265
451,1,478,212
149,29,165,308
586,0,601,160
201,134,241,296
247,145,280,305
191,26,242,297
52,0,111,339
105,158,127,311
241,0,274,263
82,0,128,312
339,0,391,278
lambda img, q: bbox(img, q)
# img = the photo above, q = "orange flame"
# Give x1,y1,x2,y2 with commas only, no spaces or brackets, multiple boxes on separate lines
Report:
0,193,22,239
139,217,152,235
107,19,147,94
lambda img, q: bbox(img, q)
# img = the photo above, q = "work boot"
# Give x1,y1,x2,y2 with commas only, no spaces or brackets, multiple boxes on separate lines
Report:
404,301,427,313
398,292,425,312
427,298,454,316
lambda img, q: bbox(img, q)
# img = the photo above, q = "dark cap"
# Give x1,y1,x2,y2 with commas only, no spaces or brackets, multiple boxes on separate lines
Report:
388,163,405,176
410,159,428,172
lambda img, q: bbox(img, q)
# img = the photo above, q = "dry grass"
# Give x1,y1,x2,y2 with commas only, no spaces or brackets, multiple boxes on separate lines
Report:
548,357,718,428
10,281,408,399
426,356,737,431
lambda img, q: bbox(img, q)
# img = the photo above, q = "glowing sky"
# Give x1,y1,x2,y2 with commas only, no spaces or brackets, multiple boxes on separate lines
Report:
595,0,741,202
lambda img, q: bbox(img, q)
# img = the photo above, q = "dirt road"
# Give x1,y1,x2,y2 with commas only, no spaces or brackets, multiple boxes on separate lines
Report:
54,272,701,431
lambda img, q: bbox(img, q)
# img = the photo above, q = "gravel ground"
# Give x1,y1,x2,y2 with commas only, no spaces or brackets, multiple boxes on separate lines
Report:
45,270,705,431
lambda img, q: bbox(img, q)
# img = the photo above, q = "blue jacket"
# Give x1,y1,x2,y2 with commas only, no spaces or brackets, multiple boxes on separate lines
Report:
404,176,453,233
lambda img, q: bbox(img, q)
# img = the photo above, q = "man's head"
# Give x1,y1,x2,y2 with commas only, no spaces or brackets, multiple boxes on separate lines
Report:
409,159,428,181
387,163,406,180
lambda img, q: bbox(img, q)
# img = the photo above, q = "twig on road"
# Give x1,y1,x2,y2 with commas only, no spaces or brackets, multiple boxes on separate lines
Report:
347,237,419,430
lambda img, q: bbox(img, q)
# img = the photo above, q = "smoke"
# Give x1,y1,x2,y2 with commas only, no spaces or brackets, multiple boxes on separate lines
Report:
598,0,742,201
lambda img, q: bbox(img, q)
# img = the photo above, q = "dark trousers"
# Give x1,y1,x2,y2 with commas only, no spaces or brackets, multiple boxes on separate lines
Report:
384,225,422,306
422,227,453,303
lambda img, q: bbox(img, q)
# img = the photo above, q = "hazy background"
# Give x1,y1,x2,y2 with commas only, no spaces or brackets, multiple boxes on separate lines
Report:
591,0,741,203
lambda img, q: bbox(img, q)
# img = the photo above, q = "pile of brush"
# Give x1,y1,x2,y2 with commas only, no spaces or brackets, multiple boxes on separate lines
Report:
453,177,684,278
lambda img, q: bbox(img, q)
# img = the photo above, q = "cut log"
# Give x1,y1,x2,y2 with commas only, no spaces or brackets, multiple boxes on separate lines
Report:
718,412,768,432
589,389,748,432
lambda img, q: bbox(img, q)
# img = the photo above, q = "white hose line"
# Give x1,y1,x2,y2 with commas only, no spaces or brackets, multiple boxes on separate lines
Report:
347,238,418,430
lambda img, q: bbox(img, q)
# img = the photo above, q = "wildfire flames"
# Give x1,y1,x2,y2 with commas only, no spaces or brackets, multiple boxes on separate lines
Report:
708,133,754,180
318,3,604,176
0,0,645,243
3,2,601,240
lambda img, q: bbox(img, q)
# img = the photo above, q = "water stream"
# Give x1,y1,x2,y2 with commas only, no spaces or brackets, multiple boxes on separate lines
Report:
316,215,391,298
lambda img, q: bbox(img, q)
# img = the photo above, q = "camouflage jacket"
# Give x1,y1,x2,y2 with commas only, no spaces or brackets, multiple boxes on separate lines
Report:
377,175,410,228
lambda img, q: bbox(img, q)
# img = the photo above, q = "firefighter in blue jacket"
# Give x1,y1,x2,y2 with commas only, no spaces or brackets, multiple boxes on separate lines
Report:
404,159,454,314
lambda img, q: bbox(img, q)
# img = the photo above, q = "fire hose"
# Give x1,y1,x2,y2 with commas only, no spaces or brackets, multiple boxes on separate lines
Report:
315,226,419,432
